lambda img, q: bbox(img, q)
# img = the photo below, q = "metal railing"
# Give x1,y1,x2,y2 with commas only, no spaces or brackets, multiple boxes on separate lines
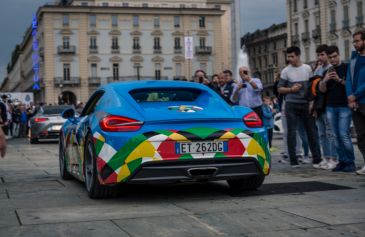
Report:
54,77,80,86
57,46,76,54
195,46,212,55
88,77,101,86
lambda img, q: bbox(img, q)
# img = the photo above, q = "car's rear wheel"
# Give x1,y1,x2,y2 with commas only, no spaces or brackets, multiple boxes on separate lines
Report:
84,134,118,199
59,135,72,180
227,175,265,191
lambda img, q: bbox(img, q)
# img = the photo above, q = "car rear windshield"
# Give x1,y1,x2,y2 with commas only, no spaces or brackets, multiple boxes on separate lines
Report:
129,88,202,103
43,106,73,115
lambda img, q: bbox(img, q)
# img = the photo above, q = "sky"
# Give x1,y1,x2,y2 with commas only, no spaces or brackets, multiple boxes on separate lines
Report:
0,0,287,81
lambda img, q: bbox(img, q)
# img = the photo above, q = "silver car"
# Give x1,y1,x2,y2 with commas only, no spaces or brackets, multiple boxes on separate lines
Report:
29,105,74,144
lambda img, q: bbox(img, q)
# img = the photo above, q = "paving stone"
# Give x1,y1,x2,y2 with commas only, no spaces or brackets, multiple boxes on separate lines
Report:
17,202,188,225
0,220,129,237
280,202,365,225
247,222,365,237
114,214,224,237
193,208,325,235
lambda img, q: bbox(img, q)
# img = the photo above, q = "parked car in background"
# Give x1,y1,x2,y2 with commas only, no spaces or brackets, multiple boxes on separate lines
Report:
59,81,271,198
29,105,75,144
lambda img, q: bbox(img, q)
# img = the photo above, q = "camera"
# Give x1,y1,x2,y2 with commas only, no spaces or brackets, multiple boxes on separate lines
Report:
199,76,204,83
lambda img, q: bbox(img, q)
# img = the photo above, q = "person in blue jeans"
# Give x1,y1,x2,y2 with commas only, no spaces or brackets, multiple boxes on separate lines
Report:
319,45,355,172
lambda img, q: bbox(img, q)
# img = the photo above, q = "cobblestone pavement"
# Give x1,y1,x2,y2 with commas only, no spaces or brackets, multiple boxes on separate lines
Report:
0,137,364,237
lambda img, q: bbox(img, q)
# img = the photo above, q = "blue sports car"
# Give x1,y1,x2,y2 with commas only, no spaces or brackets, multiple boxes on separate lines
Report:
59,81,270,198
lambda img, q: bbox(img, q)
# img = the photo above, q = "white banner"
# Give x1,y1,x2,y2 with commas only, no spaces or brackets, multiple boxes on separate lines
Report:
184,36,194,59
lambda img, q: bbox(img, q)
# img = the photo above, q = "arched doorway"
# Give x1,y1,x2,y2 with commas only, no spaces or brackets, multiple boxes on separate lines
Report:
58,91,77,105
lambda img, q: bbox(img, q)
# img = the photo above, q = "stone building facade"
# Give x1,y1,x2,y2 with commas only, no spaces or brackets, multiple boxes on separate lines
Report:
2,0,233,104
287,0,364,64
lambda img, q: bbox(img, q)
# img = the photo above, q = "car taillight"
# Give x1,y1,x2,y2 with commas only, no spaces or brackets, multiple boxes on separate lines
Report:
34,117,49,123
243,112,263,128
100,115,143,132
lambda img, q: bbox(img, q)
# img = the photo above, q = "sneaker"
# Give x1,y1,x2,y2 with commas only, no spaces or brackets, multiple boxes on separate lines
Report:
269,147,278,152
332,162,346,172
313,159,327,169
301,156,312,164
324,159,338,170
342,163,356,172
278,158,288,164
291,164,301,168
297,155,303,163
356,166,365,175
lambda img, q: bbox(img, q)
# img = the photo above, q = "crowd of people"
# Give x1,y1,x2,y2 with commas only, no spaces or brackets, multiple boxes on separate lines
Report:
190,30,365,175
0,30,364,177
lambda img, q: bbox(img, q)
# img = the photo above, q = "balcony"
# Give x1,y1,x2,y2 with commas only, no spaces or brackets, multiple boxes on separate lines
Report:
342,20,350,30
195,46,212,55
89,46,98,54
356,16,364,26
174,47,183,54
291,34,300,45
153,47,162,54
88,77,101,86
312,28,321,39
133,46,141,54
57,46,76,54
111,46,120,54
107,77,125,83
54,77,80,86
301,32,310,42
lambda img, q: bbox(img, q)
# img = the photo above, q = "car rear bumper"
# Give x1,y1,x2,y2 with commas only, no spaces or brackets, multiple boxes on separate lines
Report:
126,158,266,184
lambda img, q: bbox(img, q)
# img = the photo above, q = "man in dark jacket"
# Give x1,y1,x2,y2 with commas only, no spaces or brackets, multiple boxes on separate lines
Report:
346,30,365,175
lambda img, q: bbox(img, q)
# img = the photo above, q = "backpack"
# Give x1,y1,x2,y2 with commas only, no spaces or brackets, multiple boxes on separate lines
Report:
308,75,326,115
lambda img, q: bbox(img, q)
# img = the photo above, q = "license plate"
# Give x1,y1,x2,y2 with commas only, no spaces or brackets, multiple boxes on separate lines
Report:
51,125,62,131
176,141,227,154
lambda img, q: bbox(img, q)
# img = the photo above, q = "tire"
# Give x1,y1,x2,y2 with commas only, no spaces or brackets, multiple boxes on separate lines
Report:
227,175,265,191
59,135,73,180
84,134,118,199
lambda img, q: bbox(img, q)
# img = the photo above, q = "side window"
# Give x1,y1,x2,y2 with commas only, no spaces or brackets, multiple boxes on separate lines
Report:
81,91,105,116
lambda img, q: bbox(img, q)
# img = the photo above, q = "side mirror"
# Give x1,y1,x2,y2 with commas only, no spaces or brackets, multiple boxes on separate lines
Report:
61,108,75,119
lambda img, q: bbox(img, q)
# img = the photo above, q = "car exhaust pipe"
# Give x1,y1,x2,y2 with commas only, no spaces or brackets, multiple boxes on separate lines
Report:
187,167,218,180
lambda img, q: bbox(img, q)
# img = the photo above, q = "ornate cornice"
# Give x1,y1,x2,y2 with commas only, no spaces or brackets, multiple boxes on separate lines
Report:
151,30,163,36
109,30,121,36
109,56,122,63
87,30,100,35
59,29,73,35
87,56,101,62
172,55,185,62
130,30,142,36
130,55,143,63
151,56,164,62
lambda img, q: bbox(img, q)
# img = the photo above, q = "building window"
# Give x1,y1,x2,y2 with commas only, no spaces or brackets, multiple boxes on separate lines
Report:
91,63,97,77
200,63,207,72
62,14,69,26
81,2,88,6
174,37,181,49
133,15,139,27
174,16,180,28
63,36,70,49
315,15,320,28
102,2,109,6
113,64,119,80
133,37,140,49
90,36,97,49
154,37,161,50
330,9,336,31
273,42,277,50
112,37,119,49
175,63,182,77
155,63,161,80
305,47,310,63
294,22,299,35
63,64,70,80
358,1,363,17
89,14,96,27
142,3,148,8
304,20,309,32
343,5,349,28
199,38,206,48
153,16,160,28
199,16,205,28
345,39,350,60
122,2,129,7
111,15,118,27
293,0,297,12
303,0,307,9
314,0,318,5
272,53,278,66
